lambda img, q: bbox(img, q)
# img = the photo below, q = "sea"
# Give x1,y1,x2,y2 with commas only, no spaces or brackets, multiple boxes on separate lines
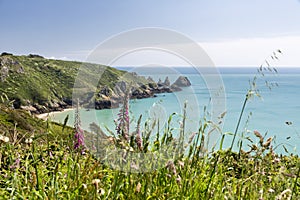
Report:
51,67,300,154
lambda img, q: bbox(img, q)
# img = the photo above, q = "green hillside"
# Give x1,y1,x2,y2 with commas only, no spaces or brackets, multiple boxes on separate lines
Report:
0,54,148,113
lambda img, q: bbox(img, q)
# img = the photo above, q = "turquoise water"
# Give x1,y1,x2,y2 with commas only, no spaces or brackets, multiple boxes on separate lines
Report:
51,67,300,154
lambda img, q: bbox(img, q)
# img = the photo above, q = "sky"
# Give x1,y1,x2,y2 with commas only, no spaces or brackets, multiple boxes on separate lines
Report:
1,0,300,67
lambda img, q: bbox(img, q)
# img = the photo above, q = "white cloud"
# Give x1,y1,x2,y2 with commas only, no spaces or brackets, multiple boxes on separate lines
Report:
201,36,300,67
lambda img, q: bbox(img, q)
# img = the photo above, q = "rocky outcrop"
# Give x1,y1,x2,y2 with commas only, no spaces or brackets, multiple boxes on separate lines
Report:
164,77,170,86
19,75,192,113
157,78,164,87
90,76,191,109
172,76,191,87
170,76,191,92
0,56,24,82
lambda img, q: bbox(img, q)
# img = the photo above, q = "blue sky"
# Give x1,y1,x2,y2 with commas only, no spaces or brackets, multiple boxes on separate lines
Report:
1,0,300,66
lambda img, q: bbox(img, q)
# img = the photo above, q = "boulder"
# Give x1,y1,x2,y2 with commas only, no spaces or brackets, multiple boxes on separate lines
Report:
171,76,191,87
94,99,119,109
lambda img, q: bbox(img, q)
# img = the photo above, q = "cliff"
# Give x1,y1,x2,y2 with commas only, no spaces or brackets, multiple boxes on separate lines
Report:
0,53,191,113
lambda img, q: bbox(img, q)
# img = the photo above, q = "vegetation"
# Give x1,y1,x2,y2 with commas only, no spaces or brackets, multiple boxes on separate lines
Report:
0,98,299,199
0,51,299,199
0,54,147,112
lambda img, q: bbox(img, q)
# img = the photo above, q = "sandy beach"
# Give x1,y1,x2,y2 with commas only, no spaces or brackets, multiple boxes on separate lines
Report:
35,108,74,120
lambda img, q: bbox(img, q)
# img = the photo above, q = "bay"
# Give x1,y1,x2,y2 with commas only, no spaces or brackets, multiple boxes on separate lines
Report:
51,67,300,154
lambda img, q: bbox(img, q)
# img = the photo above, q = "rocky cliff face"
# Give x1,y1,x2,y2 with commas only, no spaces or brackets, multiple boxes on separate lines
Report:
0,54,192,114
92,76,191,109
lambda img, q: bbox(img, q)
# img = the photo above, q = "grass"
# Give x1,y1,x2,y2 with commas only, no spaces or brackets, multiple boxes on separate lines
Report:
0,100,299,199
0,54,148,110
0,50,299,199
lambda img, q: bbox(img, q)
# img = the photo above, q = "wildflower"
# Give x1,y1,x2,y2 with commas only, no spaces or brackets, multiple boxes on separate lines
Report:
166,174,172,178
0,134,9,143
116,89,130,141
49,151,54,159
268,188,275,193
166,160,177,175
273,157,280,163
10,155,20,169
92,179,101,189
74,127,85,150
177,160,184,168
74,100,85,151
136,182,141,193
25,138,33,144
176,175,182,184
82,184,87,190
99,188,105,195
92,179,104,195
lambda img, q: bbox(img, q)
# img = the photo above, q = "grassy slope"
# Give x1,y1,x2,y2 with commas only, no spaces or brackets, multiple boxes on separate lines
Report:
0,103,73,141
0,54,147,110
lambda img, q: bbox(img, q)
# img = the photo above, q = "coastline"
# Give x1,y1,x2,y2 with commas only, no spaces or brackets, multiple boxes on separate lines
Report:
35,108,74,120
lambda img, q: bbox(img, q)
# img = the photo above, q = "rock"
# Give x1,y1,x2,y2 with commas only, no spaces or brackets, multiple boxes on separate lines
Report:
131,72,138,77
100,86,111,96
0,57,25,82
140,84,148,90
148,82,157,89
147,76,155,83
164,76,171,86
157,78,163,87
171,76,191,87
152,87,172,94
33,103,48,114
131,87,153,99
16,66,25,73
94,99,119,109
62,97,72,105
116,81,127,92
170,85,182,92
0,65,9,82
21,105,37,112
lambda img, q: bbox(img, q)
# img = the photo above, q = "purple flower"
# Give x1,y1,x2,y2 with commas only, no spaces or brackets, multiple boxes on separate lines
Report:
116,90,130,141
74,100,85,151
10,155,20,169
